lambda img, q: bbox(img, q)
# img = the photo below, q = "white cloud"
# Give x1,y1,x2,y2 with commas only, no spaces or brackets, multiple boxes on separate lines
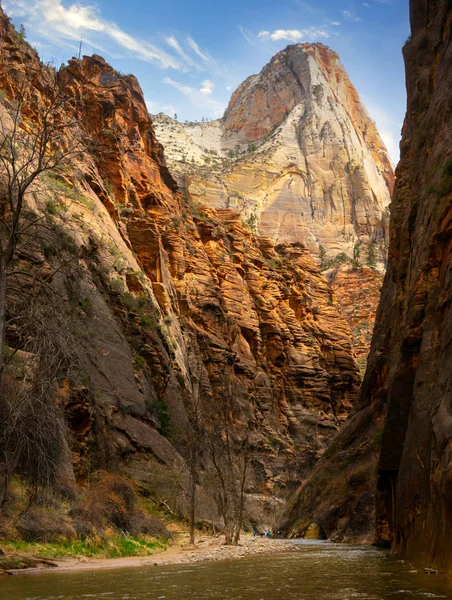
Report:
258,27,329,42
3,0,182,69
226,85,233,91
330,21,341,26
342,10,362,22
163,77,224,117
200,79,215,95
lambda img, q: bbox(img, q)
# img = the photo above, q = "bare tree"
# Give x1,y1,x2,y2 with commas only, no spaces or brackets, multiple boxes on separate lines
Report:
204,379,252,545
0,287,72,508
0,62,86,508
185,363,206,545
0,64,83,365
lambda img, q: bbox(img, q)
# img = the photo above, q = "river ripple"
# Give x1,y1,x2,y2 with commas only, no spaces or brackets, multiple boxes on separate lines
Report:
1,541,451,600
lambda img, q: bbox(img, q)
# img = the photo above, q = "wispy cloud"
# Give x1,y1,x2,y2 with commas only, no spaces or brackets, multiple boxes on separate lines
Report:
187,36,213,65
239,26,266,50
342,10,362,22
163,77,224,117
294,1,323,17
2,0,212,72
164,35,200,70
258,27,329,42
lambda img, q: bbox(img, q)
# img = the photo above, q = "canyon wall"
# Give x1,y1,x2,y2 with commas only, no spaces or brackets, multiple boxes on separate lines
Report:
282,0,452,576
0,10,360,527
154,43,394,266
154,43,391,369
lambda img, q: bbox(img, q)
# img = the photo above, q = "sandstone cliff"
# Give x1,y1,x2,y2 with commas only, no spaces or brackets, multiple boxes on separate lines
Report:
0,11,360,529
282,0,452,577
153,43,393,266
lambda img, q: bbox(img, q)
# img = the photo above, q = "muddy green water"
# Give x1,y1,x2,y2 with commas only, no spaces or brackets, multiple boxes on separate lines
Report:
1,541,451,600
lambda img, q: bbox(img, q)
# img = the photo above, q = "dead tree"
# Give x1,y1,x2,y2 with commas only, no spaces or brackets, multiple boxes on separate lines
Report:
0,65,83,364
205,378,252,545
0,63,85,508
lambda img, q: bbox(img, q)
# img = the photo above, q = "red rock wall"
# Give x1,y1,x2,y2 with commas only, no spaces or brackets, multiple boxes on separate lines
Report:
0,10,361,525
281,0,452,576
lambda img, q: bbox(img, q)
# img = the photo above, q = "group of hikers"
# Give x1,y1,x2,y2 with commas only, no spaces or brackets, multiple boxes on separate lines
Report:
253,530,284,538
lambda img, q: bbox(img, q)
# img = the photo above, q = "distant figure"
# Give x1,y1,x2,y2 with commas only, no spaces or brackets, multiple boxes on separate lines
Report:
265,531,271,538
277,530,283,538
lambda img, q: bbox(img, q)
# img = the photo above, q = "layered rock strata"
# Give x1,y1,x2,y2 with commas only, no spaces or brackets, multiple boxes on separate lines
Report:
282,0,452,577
0,11,360,526
153,43,394,266
326,266,384,373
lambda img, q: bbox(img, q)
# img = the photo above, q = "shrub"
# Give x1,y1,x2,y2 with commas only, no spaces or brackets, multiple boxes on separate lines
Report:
16,509,75,542
72,472,171,539
109,277,125,293
156,400,171,438
46,199,60,215
134,354,146,370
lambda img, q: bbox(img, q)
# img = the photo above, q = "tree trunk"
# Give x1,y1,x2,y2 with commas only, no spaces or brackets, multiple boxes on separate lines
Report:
233,455,248,545
0,440,24,510
0,253,7,365
189,469,196,545
224,521,234,544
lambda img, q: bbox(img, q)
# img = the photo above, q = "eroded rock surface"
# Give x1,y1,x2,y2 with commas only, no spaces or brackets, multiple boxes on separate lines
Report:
281,0,452,577
0,11,360,527
153,43,393,266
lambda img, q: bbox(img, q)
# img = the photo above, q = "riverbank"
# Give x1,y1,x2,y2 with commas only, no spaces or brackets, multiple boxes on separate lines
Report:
0,534,298,575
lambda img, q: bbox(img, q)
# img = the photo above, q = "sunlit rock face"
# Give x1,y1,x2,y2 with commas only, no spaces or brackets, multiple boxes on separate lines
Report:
280,0,452,577
0,8,361,528
154,43,394,267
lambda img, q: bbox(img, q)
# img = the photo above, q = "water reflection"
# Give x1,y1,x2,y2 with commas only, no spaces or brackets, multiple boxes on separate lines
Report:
1,541,451,600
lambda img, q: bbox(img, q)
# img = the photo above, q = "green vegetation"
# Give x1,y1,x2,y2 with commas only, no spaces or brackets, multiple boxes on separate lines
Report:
140,313,156,329
244,211,259,234
104,180,115,198
428,158,452,197
319,242,377,271
320,251,350,271
133,354,147,371
44,173,95,211
352,241,362,268
156,399,172,438
366,243,376,268
1,536,169,559
109,277,125,293
45,199,60,215
0,474,172,563
263,256,286,269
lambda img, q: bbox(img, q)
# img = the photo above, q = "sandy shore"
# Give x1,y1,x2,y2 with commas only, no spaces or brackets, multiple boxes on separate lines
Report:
2,534,298,575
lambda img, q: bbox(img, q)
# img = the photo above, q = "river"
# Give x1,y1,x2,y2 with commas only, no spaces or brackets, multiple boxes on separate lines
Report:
1,541,451,599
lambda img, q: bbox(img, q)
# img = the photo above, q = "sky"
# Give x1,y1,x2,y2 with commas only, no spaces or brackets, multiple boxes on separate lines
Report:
3,0,410,163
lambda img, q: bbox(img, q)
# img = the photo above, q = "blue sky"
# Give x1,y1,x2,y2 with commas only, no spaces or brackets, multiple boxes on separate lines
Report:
3,0,409,163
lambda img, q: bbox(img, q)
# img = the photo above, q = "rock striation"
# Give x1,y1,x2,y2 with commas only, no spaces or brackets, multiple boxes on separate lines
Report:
153,43,394,266
326,266,384,374
0,10,360,528
281,0,452,577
